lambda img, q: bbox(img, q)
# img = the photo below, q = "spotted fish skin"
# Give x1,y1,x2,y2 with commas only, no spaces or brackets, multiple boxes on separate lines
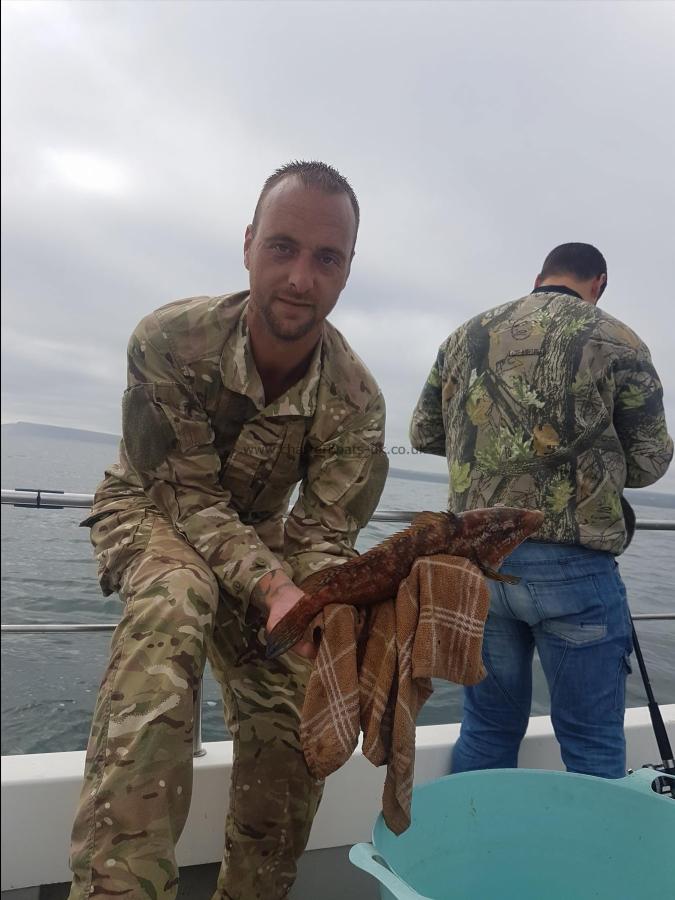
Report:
265,506,544,659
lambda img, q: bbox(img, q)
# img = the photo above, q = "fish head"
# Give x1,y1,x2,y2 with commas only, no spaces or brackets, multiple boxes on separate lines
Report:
459,506,544,569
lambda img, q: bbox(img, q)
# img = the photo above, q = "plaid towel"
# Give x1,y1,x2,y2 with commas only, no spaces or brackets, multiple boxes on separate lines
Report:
300,554,489,834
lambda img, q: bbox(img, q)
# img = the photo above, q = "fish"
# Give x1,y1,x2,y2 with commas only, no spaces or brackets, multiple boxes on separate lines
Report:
265,506,544,659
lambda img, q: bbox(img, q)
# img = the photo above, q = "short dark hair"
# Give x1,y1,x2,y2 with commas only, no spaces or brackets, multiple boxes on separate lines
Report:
540,243,607,282
251,160,360,236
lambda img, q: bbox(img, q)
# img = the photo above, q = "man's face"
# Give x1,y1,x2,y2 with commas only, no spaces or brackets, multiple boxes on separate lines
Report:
244,176,356,343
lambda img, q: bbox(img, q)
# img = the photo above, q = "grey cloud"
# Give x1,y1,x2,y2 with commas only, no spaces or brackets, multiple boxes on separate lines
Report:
2,0,674,491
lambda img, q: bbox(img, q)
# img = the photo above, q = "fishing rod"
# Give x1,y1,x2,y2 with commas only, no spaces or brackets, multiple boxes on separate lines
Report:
619,494,674,796
630,619,675,797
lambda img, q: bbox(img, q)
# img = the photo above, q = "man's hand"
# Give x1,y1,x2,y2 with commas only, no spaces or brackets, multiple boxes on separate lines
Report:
253,570,317,660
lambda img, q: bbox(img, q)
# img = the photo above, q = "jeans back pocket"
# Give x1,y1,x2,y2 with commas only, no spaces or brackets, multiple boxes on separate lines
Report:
530,573,608,645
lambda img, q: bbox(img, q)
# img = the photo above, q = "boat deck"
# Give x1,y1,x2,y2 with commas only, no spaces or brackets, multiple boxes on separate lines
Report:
2,845,378,899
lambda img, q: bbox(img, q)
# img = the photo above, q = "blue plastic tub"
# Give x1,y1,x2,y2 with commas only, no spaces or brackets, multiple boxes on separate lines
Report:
350,768,674,899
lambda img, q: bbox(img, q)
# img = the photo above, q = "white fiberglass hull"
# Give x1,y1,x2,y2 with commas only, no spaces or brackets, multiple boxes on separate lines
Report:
2,706,674,893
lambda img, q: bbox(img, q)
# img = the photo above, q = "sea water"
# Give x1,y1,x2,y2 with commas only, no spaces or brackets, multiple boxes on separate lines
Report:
2,426,673,755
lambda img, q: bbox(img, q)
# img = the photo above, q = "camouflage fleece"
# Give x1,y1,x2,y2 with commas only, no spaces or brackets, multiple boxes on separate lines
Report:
410,289,672,554
69,292,387,899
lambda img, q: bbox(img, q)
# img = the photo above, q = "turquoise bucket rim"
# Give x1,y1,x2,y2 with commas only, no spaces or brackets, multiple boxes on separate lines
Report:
355,768,674,899
371,766,674,844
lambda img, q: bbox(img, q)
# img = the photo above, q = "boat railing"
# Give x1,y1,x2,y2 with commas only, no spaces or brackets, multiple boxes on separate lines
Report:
3,488,675,530
2,488,674,757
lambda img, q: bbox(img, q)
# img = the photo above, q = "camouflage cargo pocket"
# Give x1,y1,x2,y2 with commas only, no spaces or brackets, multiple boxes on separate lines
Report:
87,508,157,596
311,432,388,527
122,382,214,474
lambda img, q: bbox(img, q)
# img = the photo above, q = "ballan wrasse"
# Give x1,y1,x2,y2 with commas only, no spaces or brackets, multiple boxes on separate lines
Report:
265,506,544,659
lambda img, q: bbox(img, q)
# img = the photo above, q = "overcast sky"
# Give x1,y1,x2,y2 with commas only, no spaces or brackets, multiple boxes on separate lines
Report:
2,0,674,490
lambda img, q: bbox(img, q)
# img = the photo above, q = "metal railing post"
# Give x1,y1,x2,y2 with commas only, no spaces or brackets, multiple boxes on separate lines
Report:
193,678,206,758
0,623,207,759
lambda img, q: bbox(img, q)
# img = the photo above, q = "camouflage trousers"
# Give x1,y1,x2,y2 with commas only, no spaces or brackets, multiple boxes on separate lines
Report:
68,510,323,900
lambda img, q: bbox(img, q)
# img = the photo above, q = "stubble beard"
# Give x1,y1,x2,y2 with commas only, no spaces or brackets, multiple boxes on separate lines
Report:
259,299,318,343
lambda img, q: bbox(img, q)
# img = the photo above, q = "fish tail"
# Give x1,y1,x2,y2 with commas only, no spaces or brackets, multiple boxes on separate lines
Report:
265,601,312,660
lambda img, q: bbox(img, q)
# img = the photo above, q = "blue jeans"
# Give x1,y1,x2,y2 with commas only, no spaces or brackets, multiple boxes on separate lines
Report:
452,541,633,779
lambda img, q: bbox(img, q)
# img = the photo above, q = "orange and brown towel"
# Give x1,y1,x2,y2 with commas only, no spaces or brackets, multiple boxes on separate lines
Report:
300,554,489,835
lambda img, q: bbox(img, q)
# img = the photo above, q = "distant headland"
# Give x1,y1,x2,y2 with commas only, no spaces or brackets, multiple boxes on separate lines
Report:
2,421,120,445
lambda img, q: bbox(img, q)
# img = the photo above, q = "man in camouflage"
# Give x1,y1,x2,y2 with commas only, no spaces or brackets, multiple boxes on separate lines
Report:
411,242,672,778
68,161,388,899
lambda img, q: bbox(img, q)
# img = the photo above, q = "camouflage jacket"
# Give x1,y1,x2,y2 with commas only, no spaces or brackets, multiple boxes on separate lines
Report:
410,288,673,555
89,291,388,603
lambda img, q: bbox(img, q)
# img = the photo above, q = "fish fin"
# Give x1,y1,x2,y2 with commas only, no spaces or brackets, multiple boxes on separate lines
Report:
479,565,520,585
411,511,447,527
265,599,313,660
